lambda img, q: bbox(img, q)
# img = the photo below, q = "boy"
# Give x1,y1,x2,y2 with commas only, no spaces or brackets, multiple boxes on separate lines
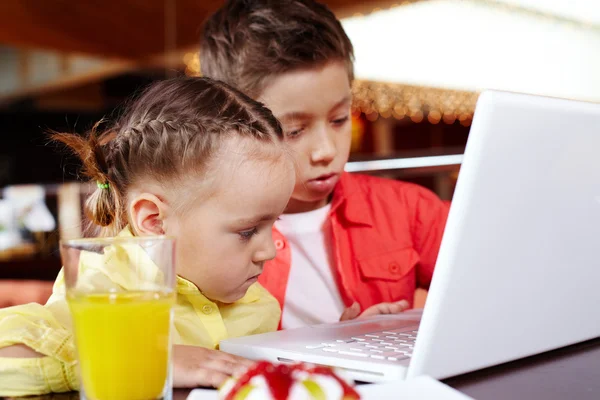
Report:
200,0,450,329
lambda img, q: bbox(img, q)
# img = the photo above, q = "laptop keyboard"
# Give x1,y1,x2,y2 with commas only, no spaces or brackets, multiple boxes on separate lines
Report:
305,328,418,363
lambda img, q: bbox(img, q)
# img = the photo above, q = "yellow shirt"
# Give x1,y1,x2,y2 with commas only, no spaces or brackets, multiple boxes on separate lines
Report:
0,228,280,397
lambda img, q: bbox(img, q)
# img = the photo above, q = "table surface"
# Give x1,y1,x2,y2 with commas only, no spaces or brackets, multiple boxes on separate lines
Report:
3,338,599,400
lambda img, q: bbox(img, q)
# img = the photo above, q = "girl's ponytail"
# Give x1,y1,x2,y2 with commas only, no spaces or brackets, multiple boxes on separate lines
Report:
51,122,125,235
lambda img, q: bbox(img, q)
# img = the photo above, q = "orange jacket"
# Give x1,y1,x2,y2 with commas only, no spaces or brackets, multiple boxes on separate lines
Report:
258,172,450,320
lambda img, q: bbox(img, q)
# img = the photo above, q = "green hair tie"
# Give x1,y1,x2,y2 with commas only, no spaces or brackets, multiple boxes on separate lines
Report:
96,181,109,190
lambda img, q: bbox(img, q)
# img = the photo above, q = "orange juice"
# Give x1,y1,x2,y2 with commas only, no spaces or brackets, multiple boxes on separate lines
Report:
68,291,175,400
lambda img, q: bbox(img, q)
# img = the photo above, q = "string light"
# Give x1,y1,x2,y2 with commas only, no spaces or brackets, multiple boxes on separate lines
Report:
366,111,379,121
428,109,442,124
352,80,478,123
184,52,201,76
442,112,457,124
380,109,393,119
410,110,424,123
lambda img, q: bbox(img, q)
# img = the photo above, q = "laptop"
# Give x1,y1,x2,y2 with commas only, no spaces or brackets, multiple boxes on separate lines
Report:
220,90,600,383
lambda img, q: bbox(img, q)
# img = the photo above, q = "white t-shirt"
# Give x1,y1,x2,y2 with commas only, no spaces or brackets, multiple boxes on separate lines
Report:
275,204,346,329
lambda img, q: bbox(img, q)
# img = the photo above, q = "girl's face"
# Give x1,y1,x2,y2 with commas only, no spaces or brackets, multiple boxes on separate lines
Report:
169,137,294,303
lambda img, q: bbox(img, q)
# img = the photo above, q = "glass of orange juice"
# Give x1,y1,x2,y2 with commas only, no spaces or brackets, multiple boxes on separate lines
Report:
60,236,176,400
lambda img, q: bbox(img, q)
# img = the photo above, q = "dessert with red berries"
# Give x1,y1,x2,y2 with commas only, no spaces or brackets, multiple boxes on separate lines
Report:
219,361,361,400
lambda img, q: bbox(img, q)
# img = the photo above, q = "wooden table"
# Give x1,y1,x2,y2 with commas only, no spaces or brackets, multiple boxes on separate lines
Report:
445,337,600,399
3,338,599,400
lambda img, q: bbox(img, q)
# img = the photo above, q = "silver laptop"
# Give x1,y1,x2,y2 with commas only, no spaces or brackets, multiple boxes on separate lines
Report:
220,90,600,383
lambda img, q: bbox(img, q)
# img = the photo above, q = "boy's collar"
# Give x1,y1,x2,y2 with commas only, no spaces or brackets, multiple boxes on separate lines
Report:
330,172,374,227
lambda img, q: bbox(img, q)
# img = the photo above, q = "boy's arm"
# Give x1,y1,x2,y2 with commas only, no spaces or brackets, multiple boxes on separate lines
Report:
0,302,78,396
412,189,451,289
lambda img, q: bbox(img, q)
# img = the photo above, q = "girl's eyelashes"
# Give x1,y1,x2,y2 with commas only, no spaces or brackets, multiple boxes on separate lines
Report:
238,227,258,242
237,218,280,242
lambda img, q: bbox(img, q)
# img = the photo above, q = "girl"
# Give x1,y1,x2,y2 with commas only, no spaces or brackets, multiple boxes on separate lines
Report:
0,77,295,396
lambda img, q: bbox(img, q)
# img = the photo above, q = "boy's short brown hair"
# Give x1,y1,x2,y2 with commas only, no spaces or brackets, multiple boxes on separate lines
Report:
200,0,354,98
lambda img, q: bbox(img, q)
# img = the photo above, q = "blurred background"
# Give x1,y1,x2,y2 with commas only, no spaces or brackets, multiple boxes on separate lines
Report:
0,0,597,307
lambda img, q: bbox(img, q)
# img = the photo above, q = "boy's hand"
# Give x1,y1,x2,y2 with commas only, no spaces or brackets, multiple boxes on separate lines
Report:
172,345,255,389
339,300,410,321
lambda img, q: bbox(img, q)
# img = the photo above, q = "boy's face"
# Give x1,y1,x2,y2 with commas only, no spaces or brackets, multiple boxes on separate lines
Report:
258,61,352,213
170,137,294,303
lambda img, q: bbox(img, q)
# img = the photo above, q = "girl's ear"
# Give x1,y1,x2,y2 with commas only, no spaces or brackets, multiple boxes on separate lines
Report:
129,193,171,236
